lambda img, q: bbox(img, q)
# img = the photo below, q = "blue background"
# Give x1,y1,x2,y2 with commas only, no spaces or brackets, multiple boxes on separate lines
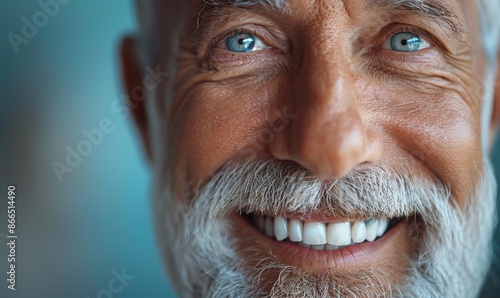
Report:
0,1,499,297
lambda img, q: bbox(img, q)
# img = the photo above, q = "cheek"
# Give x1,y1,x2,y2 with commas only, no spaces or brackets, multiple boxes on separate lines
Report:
373,89,482,203
169,77,281,188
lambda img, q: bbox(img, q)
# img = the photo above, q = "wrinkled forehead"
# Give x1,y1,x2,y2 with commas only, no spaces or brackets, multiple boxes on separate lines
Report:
135,0,472,30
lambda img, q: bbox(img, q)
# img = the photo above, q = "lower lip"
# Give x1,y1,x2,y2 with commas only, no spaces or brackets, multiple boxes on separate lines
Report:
231,214,410,271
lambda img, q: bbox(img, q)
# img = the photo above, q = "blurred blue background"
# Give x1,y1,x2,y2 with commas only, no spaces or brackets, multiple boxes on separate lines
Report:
1,1,500,297
0,0,175,297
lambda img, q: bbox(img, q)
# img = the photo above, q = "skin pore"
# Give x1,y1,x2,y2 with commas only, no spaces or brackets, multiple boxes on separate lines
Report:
121,0,500,296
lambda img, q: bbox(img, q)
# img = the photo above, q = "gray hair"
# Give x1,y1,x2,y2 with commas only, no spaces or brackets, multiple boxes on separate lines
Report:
479,0,500,148
480,0,500,63
158,155,496,297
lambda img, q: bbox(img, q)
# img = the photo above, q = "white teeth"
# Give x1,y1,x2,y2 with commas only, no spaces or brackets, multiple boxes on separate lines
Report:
377,220,389,237
251,214,393,249
327,222,351,246
265,217,274,238
303,222,327,245
365,220,379,242
351,221,367,243
274,217,288,241
288,219,303,242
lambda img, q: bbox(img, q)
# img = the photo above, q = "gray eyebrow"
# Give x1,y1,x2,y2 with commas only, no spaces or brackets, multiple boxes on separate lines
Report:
376,0,454,16
194,0,290,35
201,0,289,12
374,0,461,34
200,0,462,35
203,0,457,16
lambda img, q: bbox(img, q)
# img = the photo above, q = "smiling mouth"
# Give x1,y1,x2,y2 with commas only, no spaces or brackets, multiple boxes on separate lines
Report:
248,214,400,251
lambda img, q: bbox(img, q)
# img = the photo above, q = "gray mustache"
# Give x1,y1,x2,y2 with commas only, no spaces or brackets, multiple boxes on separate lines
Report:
192,157,450,220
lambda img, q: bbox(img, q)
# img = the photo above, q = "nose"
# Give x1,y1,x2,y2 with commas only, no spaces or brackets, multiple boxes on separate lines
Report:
271,47,381,179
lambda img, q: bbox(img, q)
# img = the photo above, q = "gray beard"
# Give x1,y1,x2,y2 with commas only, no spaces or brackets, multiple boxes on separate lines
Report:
154,157,497,298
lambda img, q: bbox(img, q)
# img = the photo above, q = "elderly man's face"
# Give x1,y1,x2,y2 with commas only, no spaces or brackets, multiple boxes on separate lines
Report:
123,0,500,296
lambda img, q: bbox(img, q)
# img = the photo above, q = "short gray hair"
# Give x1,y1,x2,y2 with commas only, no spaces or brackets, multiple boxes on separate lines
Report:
480,0,500,63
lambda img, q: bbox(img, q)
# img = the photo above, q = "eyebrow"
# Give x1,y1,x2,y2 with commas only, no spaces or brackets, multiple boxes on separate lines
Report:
200,0,462,34
201,0,456,16
200,0,289,12
373,0,462,34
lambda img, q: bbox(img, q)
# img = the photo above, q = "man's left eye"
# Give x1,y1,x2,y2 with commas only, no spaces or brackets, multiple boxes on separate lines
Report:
382,32,431,52
224,33,269,52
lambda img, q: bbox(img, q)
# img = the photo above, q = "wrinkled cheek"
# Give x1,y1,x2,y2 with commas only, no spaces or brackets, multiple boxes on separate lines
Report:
394,106,482,207
428,120,481,190
167,80,279,197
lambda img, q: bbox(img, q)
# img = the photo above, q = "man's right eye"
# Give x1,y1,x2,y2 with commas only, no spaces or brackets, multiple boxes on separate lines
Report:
223,33,269,53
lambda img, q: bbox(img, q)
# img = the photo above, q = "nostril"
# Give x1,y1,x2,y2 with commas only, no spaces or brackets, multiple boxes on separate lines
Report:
293,147,366,180
285,116,370,180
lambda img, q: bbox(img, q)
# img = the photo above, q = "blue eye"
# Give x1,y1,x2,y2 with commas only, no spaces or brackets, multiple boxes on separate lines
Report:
225,33,268,52
383,32,430,52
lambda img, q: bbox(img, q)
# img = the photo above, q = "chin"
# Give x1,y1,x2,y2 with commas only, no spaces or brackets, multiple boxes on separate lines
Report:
153,157,496,298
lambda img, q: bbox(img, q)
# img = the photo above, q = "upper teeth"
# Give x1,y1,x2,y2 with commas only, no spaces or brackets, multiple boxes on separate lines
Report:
253,215,391,250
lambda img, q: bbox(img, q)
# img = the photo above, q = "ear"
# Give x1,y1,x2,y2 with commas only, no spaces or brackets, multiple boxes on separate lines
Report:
120,36,153,161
